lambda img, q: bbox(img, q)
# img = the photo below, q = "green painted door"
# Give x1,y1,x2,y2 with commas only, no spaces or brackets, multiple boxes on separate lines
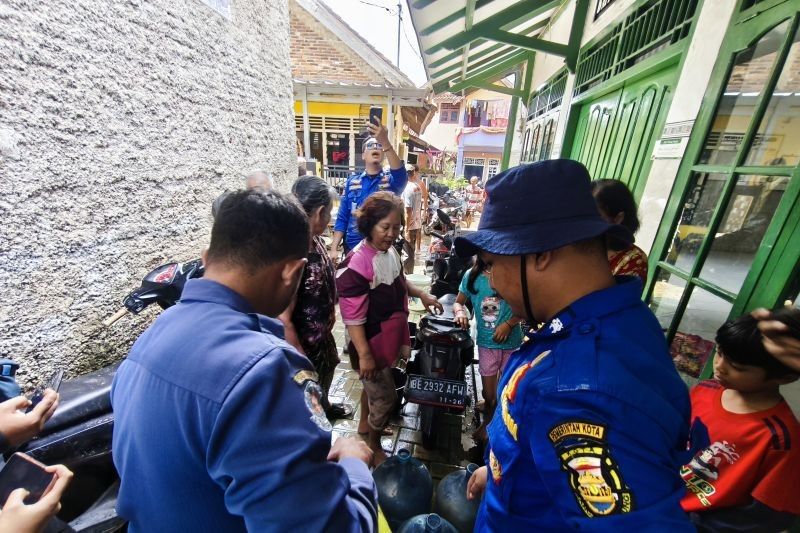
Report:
645,2,800,385
571,89,621,180
571,65,677,200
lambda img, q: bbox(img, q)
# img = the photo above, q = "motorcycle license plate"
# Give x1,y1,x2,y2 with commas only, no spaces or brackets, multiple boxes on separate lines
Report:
405,375,467,409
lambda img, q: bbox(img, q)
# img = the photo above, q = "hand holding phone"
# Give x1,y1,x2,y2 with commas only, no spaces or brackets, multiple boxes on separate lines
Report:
0,391,58,448
26,370,63,415
365,107,389,146
0,460,72,533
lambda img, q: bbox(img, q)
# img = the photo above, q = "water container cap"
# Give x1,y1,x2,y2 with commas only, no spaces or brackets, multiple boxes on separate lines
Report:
426,514,442,531
397,449,411,463
466,463,478,475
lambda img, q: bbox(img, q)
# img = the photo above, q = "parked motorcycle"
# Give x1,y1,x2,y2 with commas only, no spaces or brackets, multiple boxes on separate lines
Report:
405,296,474,450
16,259,204,531
423,193,464,236
426,210,473,298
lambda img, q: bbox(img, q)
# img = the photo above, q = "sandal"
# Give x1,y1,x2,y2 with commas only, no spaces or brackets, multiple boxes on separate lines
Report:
326,404,354,420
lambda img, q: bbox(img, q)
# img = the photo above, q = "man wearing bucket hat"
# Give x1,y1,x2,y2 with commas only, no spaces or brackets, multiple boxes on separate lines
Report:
459,160,694,530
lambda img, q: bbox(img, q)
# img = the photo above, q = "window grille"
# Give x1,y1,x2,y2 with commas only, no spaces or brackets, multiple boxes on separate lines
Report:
574,0,698,96
528,69,568,120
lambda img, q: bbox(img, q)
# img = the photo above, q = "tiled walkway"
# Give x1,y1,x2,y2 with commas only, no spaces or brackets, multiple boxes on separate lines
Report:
328,235,485,483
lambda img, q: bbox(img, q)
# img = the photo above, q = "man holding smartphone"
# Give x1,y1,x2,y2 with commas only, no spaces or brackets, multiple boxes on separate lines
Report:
330,114,407,262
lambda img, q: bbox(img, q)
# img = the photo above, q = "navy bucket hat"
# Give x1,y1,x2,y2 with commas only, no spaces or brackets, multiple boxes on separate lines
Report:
454,159,633,258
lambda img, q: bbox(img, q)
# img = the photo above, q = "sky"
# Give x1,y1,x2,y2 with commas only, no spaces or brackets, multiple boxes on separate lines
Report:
320,0,428,87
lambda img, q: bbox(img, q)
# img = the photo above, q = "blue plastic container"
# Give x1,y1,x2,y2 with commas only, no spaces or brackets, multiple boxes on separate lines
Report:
373,448,433,530
433,463,480,532
397,513,459,533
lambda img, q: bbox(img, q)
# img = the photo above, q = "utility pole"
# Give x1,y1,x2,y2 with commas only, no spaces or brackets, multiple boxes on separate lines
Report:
396,1,401,67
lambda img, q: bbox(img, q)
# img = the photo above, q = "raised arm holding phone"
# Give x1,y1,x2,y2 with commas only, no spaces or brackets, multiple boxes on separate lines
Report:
330,114,407,263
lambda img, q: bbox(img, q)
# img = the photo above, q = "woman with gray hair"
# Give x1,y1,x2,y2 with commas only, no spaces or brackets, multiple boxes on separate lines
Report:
279,175,351,419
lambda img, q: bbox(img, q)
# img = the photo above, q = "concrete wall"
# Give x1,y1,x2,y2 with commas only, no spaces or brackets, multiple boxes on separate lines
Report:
0,0,295,386
421,117,459,153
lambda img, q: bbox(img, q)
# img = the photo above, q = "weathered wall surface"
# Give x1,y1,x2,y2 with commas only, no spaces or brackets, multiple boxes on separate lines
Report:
0,0,295,386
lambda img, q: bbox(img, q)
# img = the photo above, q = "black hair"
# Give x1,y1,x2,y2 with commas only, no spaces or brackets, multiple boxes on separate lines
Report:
466,257,486,295
591,179,641,234
206,189,309,271
716,313,797,379
211,191,231,219
291,175,336,216
356,192,404,239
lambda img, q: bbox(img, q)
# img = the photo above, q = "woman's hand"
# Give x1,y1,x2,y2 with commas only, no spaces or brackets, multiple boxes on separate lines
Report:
419,292,443,315
466,465,488,501
455,314,469,330
359,354,377,380
0,392,59,448
493,322,511,343
0,464,73,533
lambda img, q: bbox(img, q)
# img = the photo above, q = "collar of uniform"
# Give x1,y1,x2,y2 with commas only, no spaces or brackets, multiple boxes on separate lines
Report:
180,278,255,314
533,275,643,340
180,279,286,337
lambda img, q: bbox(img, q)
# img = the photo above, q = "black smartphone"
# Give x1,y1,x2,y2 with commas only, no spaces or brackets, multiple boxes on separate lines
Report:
0,453,56,505
26,369,64,414
369,106,383,127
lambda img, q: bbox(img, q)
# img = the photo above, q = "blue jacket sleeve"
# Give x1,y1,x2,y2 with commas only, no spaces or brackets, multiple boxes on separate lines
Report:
526,390,694,531
334,179,350,233
389,166,408,194
206,350,377,532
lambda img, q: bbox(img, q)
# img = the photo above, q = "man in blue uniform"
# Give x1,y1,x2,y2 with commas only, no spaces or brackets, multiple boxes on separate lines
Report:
455,160,694,530
330,118,407,261
112,190,377,532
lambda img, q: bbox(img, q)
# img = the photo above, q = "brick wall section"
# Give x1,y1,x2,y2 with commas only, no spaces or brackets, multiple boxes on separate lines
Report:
0,0,295,385
289,0,385,84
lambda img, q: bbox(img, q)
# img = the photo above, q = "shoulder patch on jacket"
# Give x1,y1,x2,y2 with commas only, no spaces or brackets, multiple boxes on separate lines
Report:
293,369,319,386
549,421,634,517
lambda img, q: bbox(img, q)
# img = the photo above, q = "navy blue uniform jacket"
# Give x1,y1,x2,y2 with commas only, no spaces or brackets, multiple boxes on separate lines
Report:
111,279,377,532
477,277,694,531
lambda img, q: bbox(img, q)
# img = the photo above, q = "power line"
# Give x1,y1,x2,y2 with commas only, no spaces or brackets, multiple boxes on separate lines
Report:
355,0,397,14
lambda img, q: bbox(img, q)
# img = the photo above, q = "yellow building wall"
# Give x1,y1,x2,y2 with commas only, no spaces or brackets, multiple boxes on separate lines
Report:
293,101,387,117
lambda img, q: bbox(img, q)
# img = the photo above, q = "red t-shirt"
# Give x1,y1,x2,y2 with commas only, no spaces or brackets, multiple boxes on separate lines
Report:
680,381,800,514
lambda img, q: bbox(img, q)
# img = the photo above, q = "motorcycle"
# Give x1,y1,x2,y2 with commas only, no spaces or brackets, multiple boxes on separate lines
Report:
16,259,204,531
423,192,464,236
426,209,473,298
404,297,474,450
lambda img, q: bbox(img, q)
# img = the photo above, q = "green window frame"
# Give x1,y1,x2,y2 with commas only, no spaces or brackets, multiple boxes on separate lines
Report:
644,0,800,383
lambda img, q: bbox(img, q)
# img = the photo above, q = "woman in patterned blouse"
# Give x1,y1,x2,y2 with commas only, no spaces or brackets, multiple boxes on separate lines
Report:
280,176,351,419
592,179,649,283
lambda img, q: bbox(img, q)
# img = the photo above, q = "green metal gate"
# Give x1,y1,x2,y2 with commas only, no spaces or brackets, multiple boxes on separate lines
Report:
645,0,800,383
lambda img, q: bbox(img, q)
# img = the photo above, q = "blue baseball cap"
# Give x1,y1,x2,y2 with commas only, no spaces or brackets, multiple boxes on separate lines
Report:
454,159,633,257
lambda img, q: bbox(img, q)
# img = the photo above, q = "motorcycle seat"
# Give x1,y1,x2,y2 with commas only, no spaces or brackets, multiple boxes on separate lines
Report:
39,363,119,437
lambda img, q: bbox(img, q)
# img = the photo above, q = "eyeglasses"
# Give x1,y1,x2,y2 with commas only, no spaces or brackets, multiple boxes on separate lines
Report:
364,141,383,150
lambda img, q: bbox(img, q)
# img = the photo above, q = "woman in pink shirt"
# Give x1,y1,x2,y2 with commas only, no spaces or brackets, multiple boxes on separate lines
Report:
336,192,441,464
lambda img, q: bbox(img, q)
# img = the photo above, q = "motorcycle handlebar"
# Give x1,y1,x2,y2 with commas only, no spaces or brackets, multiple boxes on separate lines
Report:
430,231,446,240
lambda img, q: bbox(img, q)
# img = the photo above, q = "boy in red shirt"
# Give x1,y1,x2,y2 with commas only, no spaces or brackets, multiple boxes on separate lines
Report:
681,313,800,531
